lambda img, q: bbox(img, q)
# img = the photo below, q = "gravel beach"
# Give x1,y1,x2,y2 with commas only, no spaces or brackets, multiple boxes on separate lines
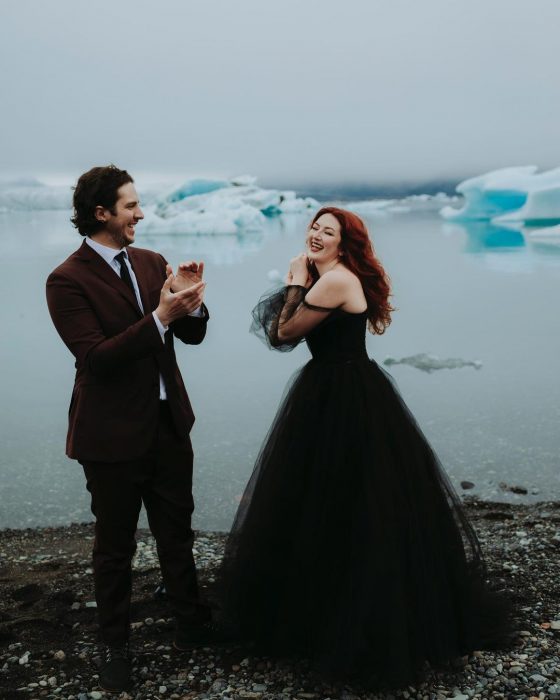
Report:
1,499,559,700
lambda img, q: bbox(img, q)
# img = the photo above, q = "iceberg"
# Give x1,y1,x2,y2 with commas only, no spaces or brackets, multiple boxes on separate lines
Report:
144,176,319,235
345,200,398,217
0,175,319,235
346,194,455,218
494,182,560,225
0,179,72,211
441,166,560,225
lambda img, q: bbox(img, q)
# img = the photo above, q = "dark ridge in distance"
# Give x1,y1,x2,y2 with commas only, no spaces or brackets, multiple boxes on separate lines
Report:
262,179,461,202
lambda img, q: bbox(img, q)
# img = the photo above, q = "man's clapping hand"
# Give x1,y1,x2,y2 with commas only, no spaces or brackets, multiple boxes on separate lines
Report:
167,261,204,293
155,274,206,326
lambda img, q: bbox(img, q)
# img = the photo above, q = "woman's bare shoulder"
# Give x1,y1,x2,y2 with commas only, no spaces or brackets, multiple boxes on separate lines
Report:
306,267,365,309
318,266,359,286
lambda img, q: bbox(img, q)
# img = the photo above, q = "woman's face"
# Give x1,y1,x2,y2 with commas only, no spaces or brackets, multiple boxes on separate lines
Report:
306,213,342,266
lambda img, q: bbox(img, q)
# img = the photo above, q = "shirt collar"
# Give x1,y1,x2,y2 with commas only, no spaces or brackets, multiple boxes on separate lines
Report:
85,236,127,266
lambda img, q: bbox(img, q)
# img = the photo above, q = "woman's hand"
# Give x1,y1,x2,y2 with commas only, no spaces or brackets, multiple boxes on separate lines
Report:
287,253,312,287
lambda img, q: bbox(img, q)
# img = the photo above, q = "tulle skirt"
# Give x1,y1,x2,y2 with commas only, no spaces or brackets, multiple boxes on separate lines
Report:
218,356,513,688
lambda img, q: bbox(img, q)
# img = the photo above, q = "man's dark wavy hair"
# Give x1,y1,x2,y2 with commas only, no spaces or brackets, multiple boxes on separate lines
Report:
71,165,134,236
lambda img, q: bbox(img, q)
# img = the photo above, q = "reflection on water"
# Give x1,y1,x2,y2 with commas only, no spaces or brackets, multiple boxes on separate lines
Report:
1,208,559,530
530,240,560,256
132,214,309,266
442,219,560,273
141,231,265,266
444,221,526,253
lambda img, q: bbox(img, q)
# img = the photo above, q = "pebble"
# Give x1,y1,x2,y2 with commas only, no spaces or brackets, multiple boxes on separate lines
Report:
54,650,66,661
210,679,228,692
3,515,560,700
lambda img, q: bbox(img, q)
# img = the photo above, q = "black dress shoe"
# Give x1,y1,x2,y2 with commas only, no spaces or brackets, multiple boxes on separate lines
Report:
153,581,166,599
174,621,233,651
99,643,131,693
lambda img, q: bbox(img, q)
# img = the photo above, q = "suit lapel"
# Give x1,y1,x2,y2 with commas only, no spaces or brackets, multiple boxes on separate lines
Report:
76,240,143,317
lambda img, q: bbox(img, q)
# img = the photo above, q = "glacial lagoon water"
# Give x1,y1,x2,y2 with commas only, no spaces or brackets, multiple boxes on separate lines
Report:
1,207,559,530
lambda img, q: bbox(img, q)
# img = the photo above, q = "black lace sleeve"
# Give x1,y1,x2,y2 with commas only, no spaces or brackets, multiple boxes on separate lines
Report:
251,285,338,351
250,285,308,351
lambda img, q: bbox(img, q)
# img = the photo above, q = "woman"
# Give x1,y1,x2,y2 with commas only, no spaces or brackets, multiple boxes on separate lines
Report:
219,207,512,689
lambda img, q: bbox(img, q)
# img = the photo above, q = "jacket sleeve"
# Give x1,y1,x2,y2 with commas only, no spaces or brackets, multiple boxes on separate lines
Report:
46,271,165,377
154,252,209,346
170,303,209,345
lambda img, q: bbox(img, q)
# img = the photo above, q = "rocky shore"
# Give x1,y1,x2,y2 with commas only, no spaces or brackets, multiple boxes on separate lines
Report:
1,500,559,700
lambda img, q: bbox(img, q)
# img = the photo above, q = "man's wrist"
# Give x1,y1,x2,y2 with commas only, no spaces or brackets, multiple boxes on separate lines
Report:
153,309,170,334
188,305,204,317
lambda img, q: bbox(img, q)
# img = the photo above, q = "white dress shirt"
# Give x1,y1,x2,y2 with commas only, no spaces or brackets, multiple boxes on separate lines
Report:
85,237,202,400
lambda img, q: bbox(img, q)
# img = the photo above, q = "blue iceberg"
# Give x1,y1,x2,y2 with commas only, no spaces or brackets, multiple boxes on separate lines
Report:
441,166,560,225
145,175,319,235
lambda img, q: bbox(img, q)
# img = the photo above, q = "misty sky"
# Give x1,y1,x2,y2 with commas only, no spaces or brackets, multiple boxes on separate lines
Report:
1,0,559,185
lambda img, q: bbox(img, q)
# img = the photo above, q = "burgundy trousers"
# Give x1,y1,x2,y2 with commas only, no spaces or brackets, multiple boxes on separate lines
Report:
81,401,210,645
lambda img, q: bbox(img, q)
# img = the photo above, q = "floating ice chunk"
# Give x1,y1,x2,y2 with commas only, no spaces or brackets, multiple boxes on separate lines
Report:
142,202,265,235
277,191,319,214
345,200,397,216
230,174,257,187
164,179,229,205
0,174,318,226
0,178,161,211
494,184,560,225
0,180,72,210
147,176,318,234
441,166,537,221
347,194,452,217
441,166,560,224
384,353,482,373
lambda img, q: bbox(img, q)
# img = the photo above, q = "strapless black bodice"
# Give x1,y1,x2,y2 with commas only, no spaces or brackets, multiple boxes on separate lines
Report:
305,310,368,362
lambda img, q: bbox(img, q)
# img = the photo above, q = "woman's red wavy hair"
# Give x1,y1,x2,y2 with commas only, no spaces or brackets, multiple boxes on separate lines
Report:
310,206,394,334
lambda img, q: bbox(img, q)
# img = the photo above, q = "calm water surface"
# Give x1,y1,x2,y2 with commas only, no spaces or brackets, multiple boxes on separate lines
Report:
1,208,559,529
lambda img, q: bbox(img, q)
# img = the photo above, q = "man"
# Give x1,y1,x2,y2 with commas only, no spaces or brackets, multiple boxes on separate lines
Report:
46,165,212,693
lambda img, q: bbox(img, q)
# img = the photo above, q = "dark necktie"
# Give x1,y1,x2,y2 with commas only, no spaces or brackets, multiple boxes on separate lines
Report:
115,251,141,311
115,251,135,293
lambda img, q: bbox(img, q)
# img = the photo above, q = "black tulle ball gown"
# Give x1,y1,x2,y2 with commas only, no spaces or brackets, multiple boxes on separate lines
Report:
218,286,513,689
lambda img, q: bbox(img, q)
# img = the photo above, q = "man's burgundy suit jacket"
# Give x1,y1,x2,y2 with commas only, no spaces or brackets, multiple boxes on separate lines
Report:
46,240,208,463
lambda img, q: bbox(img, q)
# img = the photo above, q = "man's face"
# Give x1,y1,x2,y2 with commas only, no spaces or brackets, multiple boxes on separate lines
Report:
101,183,144,248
